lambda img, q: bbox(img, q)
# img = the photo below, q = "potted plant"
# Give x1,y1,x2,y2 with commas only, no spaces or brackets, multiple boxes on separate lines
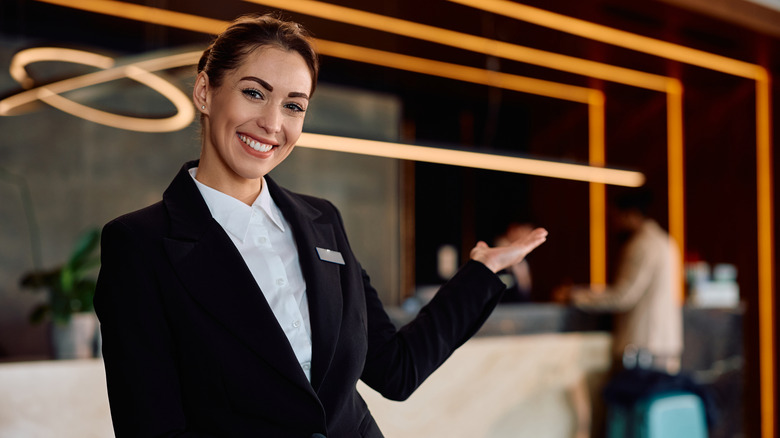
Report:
20,227,101,359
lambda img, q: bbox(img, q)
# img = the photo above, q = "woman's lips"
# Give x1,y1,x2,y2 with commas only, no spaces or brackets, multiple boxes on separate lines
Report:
238,133,275,153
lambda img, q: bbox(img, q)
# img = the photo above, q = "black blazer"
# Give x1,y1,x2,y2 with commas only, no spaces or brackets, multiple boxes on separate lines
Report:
94,161,506,437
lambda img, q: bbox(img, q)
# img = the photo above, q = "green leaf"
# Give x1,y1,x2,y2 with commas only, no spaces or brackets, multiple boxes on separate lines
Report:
59,264,74,294
68,228,101,270
21,227,101,324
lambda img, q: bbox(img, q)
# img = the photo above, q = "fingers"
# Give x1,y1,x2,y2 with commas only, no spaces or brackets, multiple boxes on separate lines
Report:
469,230,548,273
515,227,548,252
527,227,548,241
469,241,487,259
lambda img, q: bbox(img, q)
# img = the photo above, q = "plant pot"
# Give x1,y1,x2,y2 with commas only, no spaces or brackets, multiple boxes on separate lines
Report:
49,312,101,359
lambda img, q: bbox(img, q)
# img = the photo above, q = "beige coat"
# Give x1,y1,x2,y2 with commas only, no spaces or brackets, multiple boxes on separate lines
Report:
573,220,683,363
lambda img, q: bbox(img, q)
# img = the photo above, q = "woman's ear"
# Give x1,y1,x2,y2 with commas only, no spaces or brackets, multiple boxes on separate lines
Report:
193,72,210,115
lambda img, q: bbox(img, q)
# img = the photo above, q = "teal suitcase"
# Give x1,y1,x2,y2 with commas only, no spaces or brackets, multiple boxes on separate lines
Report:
607,391,708,438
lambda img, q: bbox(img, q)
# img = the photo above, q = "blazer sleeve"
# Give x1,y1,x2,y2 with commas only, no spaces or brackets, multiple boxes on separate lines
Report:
309,199,507,401
359,257,506,401
94,219,215,438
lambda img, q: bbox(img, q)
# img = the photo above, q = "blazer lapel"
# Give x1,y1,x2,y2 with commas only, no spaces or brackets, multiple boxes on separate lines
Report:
266,177,344,392
161,162,314,393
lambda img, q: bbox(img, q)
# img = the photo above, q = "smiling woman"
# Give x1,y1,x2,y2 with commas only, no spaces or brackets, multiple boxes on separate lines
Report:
193,45,312,204
192,13,318,204
93,12,547,438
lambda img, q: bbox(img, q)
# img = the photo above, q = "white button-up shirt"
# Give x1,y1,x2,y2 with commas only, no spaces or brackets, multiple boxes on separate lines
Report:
189,168,313,382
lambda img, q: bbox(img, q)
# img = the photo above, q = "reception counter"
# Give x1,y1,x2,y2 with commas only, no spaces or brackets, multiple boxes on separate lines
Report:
358,332,612,438
387,302,744,371
382,302,744,438
387,302,611,336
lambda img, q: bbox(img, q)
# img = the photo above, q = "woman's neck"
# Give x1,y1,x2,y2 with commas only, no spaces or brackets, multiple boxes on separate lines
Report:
195,157,263,206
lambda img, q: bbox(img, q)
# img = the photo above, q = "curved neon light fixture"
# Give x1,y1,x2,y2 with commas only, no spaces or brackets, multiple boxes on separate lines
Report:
0,47,197,132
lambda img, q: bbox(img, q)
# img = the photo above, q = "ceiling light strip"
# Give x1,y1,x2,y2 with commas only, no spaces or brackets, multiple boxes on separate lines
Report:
35,0,228,34
244,0,669,92
297,133,644,187
447,0,762,80
313,40,592,103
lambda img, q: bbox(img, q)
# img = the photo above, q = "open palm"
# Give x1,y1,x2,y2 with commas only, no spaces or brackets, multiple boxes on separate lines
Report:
470,227,548,273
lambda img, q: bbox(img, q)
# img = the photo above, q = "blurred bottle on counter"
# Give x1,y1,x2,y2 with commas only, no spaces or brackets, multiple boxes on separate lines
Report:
685,255,740,308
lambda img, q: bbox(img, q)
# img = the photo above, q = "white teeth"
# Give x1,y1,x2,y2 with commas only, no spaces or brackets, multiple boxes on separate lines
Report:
239,134,273,152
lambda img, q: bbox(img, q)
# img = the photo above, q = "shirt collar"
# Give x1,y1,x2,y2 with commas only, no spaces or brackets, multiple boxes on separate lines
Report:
188,168,286,242
254,176,286,232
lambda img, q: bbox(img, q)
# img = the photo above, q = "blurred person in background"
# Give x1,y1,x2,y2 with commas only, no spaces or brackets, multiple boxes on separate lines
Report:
557,188,682,373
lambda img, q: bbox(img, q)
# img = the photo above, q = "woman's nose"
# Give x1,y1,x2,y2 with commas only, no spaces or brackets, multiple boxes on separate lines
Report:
257,106,282,133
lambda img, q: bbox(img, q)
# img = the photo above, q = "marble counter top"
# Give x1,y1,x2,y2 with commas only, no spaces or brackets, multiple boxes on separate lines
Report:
359,333,612,438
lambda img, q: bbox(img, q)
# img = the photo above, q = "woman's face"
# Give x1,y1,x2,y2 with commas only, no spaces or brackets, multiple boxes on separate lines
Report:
195,45,312,188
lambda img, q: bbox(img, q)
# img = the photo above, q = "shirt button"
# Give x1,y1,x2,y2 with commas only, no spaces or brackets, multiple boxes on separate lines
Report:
292,320,301,328
259,236,267,244
302,362,311,370
276,278,285,286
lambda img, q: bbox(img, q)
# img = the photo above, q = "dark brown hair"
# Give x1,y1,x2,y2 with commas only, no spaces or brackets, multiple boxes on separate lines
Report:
197,13,319,95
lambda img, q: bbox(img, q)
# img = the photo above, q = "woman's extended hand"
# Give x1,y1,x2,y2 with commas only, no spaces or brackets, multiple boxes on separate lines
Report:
469,227,548,274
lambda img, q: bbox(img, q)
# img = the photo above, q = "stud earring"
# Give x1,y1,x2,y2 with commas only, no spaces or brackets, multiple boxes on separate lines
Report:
201,105,206,110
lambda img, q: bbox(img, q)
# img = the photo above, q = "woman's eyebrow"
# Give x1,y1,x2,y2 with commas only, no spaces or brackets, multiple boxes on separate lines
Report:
240,76,309,100
288,91,310,100
241,76,273,91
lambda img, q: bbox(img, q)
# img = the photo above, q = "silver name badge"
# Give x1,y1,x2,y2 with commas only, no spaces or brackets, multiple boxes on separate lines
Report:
316,247,345,265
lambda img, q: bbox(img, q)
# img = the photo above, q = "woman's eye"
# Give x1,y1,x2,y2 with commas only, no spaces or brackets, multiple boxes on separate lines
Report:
242,88,263,100
285,103,305,113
